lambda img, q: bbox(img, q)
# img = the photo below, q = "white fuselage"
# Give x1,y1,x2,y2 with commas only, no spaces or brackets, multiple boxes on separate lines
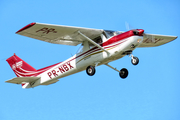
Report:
29,35,143,88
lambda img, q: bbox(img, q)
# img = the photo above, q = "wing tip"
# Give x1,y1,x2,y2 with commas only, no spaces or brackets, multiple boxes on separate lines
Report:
16,22,36,33
171,36,178,42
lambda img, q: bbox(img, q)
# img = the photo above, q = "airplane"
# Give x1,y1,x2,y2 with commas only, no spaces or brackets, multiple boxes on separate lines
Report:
6,22,177,89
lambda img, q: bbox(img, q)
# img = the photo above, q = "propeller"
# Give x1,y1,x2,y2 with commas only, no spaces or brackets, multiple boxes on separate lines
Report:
125,22,138,32
125,22,155,43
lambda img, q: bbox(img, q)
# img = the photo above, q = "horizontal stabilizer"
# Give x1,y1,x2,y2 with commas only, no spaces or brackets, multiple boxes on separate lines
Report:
6,77,40,84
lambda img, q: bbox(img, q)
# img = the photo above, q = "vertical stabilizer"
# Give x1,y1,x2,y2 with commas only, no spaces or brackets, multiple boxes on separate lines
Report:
6,54,61,88
6,54,37,77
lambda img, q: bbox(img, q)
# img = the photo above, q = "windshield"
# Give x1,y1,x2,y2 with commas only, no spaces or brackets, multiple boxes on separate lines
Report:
104,30,121,39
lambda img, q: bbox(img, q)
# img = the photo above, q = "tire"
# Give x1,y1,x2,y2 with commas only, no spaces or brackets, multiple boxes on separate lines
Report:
86,66,96,76
131,56,139,65
119,68,128,79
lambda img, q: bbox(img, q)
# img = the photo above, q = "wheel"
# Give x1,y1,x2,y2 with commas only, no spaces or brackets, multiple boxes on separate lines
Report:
131,56,139,65
119,68,128,79
86,65,96,76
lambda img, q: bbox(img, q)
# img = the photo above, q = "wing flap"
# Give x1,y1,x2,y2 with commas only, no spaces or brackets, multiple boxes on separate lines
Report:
139,34,177,47
16,22,103,46
6,77,40,84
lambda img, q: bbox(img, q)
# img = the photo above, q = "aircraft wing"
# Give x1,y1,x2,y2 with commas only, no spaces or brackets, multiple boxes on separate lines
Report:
6,77,40,84
139,34,177,47
16,22,103,46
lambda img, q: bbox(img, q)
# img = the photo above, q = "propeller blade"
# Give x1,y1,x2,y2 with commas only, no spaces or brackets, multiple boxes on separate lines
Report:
125,22,135,31
125,22,130,30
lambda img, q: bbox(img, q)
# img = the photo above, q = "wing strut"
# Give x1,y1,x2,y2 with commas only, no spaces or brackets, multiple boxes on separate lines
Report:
78,31,110,55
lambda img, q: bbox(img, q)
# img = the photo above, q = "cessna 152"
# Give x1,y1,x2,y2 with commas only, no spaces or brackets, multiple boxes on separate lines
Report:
6,22,177,89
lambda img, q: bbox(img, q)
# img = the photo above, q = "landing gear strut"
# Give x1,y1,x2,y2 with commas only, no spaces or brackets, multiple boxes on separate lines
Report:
105,64,129,79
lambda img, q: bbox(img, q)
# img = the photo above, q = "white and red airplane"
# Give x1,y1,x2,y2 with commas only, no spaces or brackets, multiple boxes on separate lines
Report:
6,22,177,89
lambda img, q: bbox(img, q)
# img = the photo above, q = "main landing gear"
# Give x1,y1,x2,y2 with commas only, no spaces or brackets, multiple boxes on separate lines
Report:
86,65,96,76
86,55,139,79
86,64,129,79
119,68,128,79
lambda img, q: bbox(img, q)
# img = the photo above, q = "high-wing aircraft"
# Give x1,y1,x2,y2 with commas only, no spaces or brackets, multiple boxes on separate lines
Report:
6,22,177,88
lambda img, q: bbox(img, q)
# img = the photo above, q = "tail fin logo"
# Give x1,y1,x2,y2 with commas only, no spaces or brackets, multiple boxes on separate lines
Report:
12,61,23,70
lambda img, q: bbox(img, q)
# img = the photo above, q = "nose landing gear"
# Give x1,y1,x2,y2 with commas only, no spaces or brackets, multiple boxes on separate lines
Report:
130,54,139,65
131,56,139,65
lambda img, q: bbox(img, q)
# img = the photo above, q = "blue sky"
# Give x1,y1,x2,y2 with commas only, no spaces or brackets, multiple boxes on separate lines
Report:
0,0,180,120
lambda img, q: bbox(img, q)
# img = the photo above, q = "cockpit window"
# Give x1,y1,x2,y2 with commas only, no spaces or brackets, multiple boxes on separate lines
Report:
104,30,121,39
93,36,102,44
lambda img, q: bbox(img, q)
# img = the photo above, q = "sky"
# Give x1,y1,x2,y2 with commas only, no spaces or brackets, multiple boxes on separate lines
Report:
0,0,180,120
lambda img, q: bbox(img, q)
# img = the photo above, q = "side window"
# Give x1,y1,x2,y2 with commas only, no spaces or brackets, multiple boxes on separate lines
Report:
104,30,115,39
93,36,102,45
